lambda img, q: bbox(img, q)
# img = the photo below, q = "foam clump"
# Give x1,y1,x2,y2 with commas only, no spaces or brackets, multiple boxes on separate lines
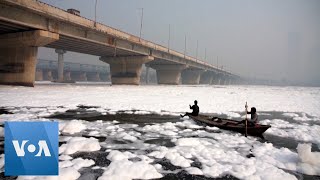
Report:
60,120,86,134
297,143,320,175
249,160,297,180
0,154,4,169
175,138,203,146
71,158,95,170
142,122,179,136
107,150,136,161
59,167,81,180
99,150,162,180
176,120,203,129
202,163,232,178
185,167,203,175
17,167,80,180
117,132,138,142
165,151,192,168
59,137,101,155
59,154,73,161
0,127,4,137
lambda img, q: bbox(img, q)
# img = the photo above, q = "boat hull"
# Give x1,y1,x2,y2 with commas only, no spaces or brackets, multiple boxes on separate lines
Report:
189,115,271,136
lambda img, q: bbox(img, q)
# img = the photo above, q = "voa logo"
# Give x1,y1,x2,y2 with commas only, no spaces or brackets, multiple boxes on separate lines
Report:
12,140,51,157
5,122,59,176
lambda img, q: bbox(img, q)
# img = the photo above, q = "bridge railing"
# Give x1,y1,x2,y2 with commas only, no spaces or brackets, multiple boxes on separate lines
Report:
32,0,227,74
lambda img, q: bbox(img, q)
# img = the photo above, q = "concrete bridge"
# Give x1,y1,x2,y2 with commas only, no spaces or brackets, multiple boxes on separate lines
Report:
36,59,110,82
0,0,240,86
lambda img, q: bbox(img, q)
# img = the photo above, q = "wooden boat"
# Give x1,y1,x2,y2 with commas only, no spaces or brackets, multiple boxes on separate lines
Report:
188,115,271,136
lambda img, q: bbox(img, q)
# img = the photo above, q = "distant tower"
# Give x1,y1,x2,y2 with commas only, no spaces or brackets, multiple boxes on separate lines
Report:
287,32,301,84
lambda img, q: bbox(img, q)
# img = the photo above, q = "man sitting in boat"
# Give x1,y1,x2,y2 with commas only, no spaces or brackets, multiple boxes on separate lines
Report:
238,107,258,126
180,100,199,117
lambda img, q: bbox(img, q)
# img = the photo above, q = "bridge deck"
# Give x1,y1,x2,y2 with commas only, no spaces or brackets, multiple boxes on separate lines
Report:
0,0,238,78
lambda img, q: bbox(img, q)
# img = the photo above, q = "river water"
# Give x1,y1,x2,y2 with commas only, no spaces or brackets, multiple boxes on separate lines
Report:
0,83,319,180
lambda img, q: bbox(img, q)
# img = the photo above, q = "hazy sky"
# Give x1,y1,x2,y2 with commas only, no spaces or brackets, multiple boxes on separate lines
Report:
39,0,320,85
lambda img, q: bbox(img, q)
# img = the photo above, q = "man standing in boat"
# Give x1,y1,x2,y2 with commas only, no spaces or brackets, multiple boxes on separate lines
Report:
238,107,258,126
247,107,258,125
180,100,199,117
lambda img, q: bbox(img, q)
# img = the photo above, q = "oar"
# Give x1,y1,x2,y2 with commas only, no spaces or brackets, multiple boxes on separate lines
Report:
245,102,248,137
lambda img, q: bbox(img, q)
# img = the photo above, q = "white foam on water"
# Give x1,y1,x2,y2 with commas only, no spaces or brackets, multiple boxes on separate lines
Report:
59,120,86,135
116,132,138,142
283,112,300,118
185,167,203,175
98,150,162,180
92,166,101,170
176,119,203,129
202,163,233,178
141,122,180,136
70,158,95,170
296,144,320,175
0,154,4,171
145,128,302,179
1,85,320,179
88,130,100,136
205,126,220,131
262,119,320,147
164,150,192,168
17,167,81,180
59,137,101,155
59,160,74,168
107,150,136,161
1,85,320,117
175,138,202,146
252,143,299,171
58,167,82,180
224,111,241,118
283,112,320,122
0,127,3,137
59,155,73,161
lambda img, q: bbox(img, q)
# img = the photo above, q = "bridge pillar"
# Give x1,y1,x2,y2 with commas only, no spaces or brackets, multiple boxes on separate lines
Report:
0,30,58,86
64,71,72,81
71,72,87,81
55,49,66,82
87,72,100,82
43,69,53,81
210,73,218,85
100,56,154,85
149,64,187,85
80,72,87,81
228,77,232,85
145,65,150,84
35,69,43,81
181,68,205,85
224,75,230,85
211,73,222,85
200,71,213,84
219,74,227,85
99,72,109,82
81,72,87,81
